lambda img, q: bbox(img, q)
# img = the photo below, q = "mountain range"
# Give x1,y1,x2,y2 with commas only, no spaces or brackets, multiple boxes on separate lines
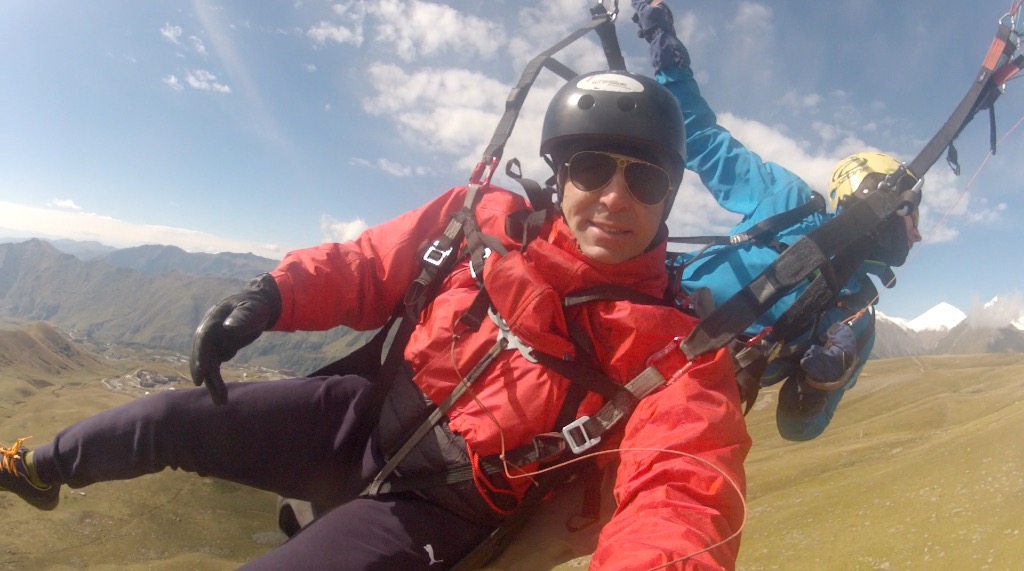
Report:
1,236,1021,368
0,238,372,373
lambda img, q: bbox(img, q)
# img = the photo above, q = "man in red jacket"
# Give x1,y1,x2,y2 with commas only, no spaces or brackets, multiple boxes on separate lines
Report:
1,69,750,569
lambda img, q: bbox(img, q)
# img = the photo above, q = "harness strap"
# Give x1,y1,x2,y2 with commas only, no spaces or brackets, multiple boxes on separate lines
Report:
562,365,668,454
908,22,1015,180
363,339,505,497
681,183,902,361
667,193,825,260
480,4,620,168
771,234,877,345
505,158,556,212
563,283,668,307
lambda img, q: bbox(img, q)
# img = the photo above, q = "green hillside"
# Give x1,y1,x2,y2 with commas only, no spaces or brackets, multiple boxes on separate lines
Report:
3,325,1024,569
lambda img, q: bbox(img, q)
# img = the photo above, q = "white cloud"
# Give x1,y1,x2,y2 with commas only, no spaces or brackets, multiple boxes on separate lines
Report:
375,158,412,177
163,74,184,91
48,198,82,211
307,1,369,46
160,23,183,44
720,112,837,191
782,90,822,110
188,36,208,56
967,292,1024,329
369,0,505,61
307,0,505,61
185,69,231,93
361,64,509,155
320,214,368,243
307,20,365,46
0,201,288,258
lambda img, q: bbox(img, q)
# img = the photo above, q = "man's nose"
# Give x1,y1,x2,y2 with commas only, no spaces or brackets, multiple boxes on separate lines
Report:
598,169,632,208
905,215,922,245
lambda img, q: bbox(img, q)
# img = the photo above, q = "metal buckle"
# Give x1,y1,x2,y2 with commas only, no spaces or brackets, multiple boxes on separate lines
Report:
562,416,601,454
422,240,453,267
488,308,537,363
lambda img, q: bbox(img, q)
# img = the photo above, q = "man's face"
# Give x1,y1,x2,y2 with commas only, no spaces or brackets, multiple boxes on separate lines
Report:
560,150,667,264
904,209,922,247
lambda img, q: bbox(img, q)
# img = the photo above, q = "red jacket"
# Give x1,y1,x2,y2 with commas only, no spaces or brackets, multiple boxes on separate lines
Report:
269,186,750,569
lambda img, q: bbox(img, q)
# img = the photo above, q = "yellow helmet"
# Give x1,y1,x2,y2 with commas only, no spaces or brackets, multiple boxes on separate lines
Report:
827,152,918,214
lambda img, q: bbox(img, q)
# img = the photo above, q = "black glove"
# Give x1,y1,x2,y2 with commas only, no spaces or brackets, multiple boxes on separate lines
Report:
632,0,691,72
190,274,282,405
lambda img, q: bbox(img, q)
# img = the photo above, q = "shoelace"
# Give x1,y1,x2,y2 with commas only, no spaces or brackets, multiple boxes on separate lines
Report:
0,437,28,477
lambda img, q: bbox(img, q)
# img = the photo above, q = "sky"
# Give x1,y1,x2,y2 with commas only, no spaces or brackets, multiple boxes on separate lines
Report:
2,0,1024,321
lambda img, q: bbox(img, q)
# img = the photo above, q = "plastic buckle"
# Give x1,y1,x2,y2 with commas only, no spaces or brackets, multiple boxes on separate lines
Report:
469,247,492,279
422,240,453,267
562,416,601,454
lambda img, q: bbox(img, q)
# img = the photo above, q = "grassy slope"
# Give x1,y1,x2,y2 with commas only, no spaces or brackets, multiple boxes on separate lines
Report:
514,354,1024,570
3,324,1024,569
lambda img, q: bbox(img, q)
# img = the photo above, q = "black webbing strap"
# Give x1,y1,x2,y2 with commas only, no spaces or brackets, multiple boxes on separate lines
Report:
563,283,668,308
374,186,483,386
592,2,625,70
564,365,668,455
668,193,825,251
680,182,903,361
770,234,877,344
907,22,1015,181
363,339,505,497
480,4,622,168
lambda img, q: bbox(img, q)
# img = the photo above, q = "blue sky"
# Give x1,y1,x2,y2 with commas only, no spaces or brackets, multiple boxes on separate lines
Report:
2,0,1023,321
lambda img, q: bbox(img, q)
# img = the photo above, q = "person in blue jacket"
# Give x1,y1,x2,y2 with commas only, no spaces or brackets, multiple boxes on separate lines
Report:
633,0,922,440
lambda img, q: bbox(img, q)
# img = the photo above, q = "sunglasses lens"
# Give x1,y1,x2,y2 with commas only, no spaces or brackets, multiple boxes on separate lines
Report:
623,163,670,205
568,151,618,192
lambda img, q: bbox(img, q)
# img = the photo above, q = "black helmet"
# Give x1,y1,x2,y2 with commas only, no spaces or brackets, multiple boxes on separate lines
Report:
540,70,686,215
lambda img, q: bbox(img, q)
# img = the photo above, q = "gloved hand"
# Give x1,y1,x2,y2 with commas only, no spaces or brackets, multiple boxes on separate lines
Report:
190,274,281,405
632,0,690,72
799,322,857,390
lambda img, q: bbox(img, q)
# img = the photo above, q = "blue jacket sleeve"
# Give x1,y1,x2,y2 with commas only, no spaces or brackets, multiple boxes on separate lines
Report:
656,66,815,226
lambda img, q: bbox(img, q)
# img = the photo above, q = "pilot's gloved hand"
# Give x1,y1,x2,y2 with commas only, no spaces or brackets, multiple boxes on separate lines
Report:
632,0,691,72
799,322,857,390
190,274,281,405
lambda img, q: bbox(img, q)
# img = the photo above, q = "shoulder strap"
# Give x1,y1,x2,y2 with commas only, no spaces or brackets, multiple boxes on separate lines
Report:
680,184,904,361
668,193,824,255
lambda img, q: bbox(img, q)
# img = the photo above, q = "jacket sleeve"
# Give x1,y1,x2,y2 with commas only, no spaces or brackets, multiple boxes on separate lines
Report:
591,348,751,570
656,66,814,220
268,187,475,332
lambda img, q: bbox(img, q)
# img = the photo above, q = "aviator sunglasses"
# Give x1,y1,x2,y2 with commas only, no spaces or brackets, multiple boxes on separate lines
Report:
565,150,671,206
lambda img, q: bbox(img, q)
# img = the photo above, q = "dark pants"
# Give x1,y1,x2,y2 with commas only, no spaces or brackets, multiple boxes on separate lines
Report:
31,375,495,570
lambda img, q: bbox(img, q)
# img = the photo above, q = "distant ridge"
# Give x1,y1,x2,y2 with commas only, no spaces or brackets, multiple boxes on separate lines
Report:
0,239,372,373
0,321,113,382
99,244,278,279
6,238,1024,369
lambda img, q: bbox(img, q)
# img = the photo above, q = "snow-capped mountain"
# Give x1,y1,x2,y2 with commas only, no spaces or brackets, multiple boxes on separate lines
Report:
879,302,966,334
907,302,967,331
966,295,1024,332
873,307,952,359
874,298,1024,358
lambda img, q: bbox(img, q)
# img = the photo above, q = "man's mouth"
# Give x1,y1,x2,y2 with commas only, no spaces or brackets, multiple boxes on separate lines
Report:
591,221,630,235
